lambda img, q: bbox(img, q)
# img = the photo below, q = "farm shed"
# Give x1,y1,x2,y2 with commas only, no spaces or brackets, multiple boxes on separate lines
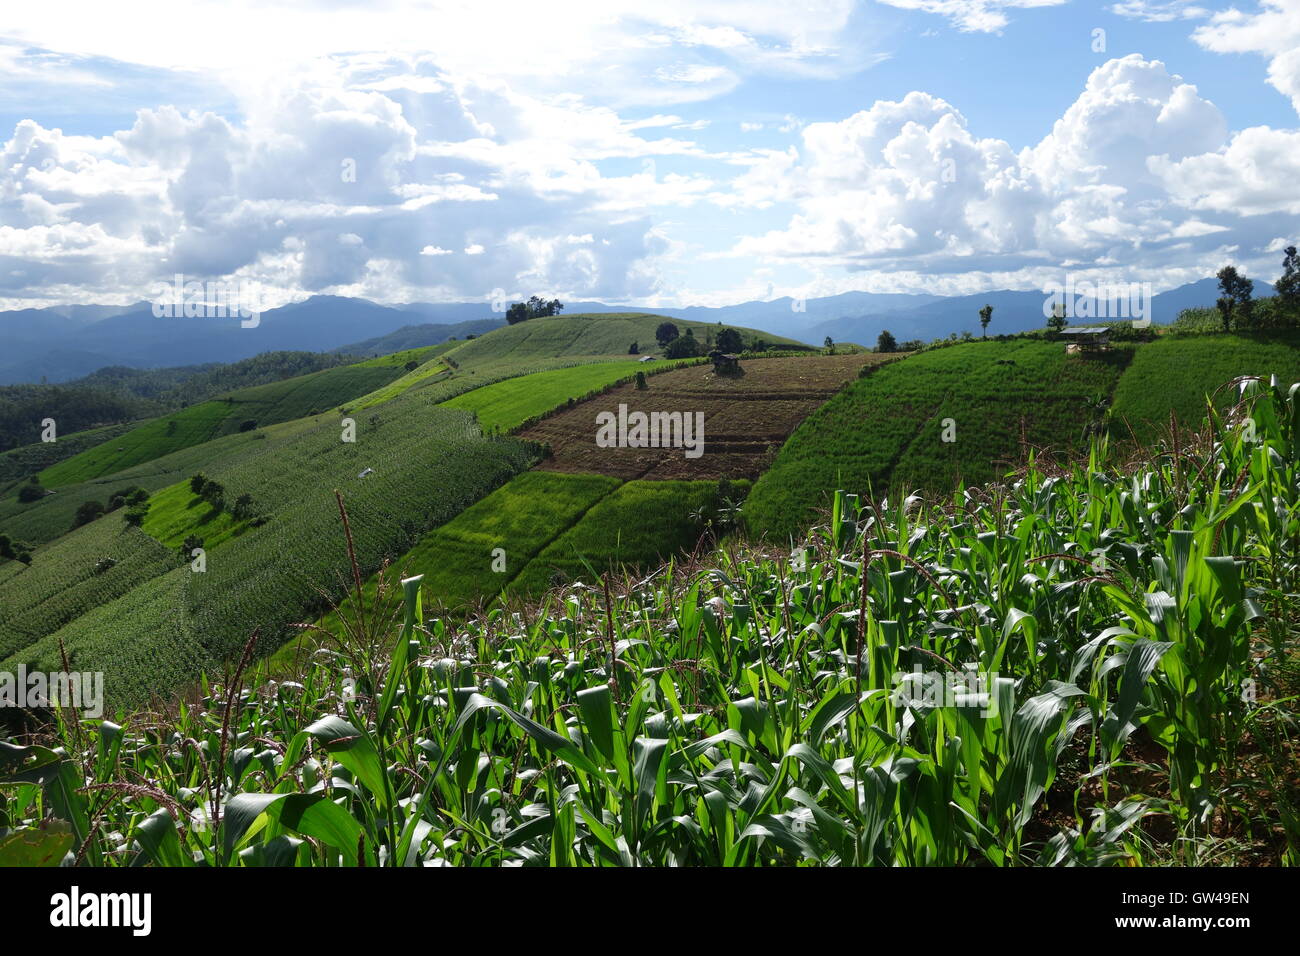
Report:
709,350,742,376
1061,326,1110,354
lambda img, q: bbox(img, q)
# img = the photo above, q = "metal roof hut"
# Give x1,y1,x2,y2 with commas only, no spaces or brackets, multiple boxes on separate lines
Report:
1061,326,1110,355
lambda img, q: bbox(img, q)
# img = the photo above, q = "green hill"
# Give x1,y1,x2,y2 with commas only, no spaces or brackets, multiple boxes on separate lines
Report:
1111,335,1300,444
33,349,437,488
442,312,806,367
744,339,1131,540
10,376,1297,866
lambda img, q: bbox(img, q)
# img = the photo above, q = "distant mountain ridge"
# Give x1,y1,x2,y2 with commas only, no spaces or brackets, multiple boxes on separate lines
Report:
0,277,1267,384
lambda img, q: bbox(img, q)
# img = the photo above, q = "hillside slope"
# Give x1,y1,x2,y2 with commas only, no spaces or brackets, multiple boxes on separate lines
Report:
443,312,805,367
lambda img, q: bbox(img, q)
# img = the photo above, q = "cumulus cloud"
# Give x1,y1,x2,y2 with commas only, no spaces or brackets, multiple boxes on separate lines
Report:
727,55,1298,289
0,55,731,307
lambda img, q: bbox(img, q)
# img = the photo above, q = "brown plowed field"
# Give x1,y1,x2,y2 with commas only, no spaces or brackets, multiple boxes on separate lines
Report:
516,353,895,480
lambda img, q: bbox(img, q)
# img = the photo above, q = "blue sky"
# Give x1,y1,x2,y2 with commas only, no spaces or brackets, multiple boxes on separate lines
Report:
1,0,1297,310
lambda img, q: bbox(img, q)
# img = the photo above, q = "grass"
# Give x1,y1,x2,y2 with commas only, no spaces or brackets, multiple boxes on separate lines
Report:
0,427,274,548
442,312,806,368
34,361,415,488
1111,335,1300,445
509,478,750,595
348,359,451,411
744,340,1131,540
4,376,1294,867
139,481,252,550
322,471,621,622
439,359,657,432
0,422,137,489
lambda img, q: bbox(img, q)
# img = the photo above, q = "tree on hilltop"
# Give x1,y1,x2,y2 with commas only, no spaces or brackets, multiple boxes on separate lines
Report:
506,296,564,325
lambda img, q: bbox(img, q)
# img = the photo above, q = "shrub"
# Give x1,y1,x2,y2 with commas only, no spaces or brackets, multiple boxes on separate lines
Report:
17,483,45,503
71,500,105,530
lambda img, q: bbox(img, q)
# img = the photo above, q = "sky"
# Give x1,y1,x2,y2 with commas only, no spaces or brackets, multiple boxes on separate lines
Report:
1,0,1298,311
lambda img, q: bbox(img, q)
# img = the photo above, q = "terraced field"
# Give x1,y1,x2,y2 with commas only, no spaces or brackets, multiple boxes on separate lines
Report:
509,478,749,595
440,358,689,432
744,340,1132,540
517,354,885,480
2,400,540,707
0,421,137,489
0,518,173,658
35,356,430,487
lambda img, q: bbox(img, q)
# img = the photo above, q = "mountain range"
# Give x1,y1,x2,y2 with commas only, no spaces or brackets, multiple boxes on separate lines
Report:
0,277,1267,384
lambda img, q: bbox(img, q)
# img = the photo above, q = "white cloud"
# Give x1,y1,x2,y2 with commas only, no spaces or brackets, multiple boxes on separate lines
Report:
463,243,485,255
419,245,452,256
1192,0,1300,117
725,55,1298,290
876,0,1067,34
1109,1,1209,23
1151,126,1300,215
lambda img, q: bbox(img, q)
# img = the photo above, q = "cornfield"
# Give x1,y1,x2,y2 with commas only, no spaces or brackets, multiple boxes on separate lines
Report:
2,376,1297,866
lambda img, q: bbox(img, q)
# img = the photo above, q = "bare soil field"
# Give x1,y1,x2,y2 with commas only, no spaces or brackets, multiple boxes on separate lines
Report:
516,353,893,480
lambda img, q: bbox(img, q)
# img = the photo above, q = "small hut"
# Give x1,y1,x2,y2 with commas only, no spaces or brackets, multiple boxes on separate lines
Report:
1061,326,1110,355
709,350,742,376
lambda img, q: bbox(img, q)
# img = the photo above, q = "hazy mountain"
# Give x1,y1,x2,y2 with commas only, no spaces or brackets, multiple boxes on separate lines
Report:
0,278,1275,383
0,296,480,384
335,318,506,356
803,279,1278,346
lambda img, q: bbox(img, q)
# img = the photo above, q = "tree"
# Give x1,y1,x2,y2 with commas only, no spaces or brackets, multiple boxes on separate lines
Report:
664,335,700,359
824,336,834,352
107,486,146,511
71,500,105,530
506,296,564,325
124,504,148,527
655,322,680,348
979,304,993,338
628,341,639,355
404,359,420,371
1216,266,1255,331
635,371,647,390
201,480,226,512
715,328,744,353
189,473,208,495
1046,303,1067,334
877,329,898,353
17,481,45,503
1276,245,1300,315
233,493,256,521
238,419,258,432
